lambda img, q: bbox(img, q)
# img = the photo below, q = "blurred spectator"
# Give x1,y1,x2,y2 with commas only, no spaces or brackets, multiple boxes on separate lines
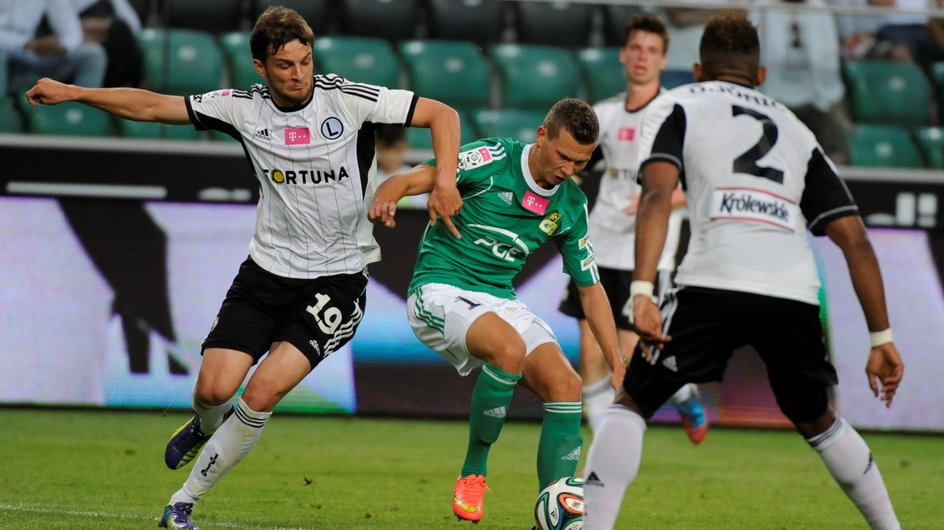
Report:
0,0,106,96
376,124,427,209
664,7,711,71
75,0,143,87
829,0,884,59
872,0,943,71
754,0,852,164
925,0,944,62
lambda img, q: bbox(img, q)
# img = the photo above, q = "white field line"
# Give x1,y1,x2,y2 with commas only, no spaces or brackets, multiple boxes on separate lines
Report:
0,503,304,529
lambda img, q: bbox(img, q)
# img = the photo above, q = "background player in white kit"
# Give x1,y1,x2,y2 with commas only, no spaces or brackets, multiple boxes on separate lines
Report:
26,6,462,529
557,14,706,443
582,9,904,530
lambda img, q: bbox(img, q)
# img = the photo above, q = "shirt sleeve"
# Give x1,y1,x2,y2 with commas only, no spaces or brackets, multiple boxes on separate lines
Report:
554,199,599,287
426,137,510,191
801,147,859,235
328,74,418,127
636,95,686,180
186,88,246,138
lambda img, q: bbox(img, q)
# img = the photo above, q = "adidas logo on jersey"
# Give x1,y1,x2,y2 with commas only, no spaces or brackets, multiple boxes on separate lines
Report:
584,471,604,488
498,191,513,205
561,447,581,461
483,406,507,418
253,128,270,140
661,355,678,372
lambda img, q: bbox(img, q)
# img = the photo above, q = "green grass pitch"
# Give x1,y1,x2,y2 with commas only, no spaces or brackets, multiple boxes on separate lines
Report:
0,408,940,529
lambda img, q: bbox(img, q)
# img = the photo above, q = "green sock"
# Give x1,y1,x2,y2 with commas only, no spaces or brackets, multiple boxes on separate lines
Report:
460,363,521,478
536,401,583,490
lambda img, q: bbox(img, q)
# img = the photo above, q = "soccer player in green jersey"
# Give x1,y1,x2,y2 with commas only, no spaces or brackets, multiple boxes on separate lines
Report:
369,98,626,524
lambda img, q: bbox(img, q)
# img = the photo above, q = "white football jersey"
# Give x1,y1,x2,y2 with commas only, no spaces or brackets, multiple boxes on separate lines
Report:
637,80,858,304
186,75,417,279
590,91,682,271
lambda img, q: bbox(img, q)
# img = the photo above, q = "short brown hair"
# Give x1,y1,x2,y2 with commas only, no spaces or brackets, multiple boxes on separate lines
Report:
250,6,314,61
624,14,670,55
699,9,759,78
544,98,599,145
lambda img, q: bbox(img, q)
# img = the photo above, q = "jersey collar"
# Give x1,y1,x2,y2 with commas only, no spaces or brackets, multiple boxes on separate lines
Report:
521,143,557,197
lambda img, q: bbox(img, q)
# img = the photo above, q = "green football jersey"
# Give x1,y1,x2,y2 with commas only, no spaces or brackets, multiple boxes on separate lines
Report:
408,137,600,299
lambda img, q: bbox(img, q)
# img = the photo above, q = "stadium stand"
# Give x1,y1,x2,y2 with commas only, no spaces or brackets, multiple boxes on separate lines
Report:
118,120,201,141
313,36,402,87
513,1,594,49
340,0,419,42
914,126,944,169
19,101,114,137
137,28,225,95
399,39,492,116
0,97,24,133
844,60,932,129
490,44,582,110
425,0,505,48
473,108,547,143
602,5,651,47
164,0,243,33
576,47,623,104
407,110,480,149
848,123,923,168
250,0,334,35
219,31,259,90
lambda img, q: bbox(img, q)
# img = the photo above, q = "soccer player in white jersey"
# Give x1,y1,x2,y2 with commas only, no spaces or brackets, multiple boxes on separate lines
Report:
582,10,904,530
370,99,626,524
557,13,707,443
26,6,463,529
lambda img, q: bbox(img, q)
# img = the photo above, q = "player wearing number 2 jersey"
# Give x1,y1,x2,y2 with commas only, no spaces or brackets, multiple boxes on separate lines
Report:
27,6,462,529
371,99,625,524
583,10,904,530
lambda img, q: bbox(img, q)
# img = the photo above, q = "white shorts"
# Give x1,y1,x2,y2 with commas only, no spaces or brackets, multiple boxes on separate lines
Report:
408,283,558,376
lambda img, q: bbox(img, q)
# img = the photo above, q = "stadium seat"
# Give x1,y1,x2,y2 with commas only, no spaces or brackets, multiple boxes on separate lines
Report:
398,40,492,116
662,68,695,89
219,31,261,89
913,126,944,169
602,5,652,47
425,0,505,48
0,96,24,133
313,36,401,87
138,28,225,95
119,120,201,141
490,44,581,111
847,124,922,168
844,60,932,128
165,0,244,33
250,0,334,34
576,47,624,103
21,101,114,137
473,108,547,143
513,2,594,48
340,0,418,42
407,110,480,149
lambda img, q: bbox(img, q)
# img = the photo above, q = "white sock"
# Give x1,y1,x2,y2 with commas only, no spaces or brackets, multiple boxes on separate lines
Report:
807,417,900,530
668,383,693,406
583,405,646,530
170,398,271,504
582,378,615,434
192,391,234,434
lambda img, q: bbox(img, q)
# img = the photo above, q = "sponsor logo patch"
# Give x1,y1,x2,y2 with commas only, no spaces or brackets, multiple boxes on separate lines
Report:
539,212,561,235
710,187,798,232
285,127,311,145
618,127,635,141
521,191,549,215
458,146,494,170
320,117,343,140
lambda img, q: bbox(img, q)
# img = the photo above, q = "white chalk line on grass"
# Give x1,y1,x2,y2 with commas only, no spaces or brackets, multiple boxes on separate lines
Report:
0,503,305,529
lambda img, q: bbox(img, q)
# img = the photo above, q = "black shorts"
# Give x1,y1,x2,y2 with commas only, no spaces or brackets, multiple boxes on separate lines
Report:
623,286,838,423
558,267,673,331
203,257,368,369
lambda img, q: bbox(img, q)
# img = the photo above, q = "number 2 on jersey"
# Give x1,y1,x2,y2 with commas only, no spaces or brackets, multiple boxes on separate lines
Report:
731,105,784,184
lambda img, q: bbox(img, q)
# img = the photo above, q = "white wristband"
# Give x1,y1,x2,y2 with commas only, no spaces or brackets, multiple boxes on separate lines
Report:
629,280,655,300
869,328,893,347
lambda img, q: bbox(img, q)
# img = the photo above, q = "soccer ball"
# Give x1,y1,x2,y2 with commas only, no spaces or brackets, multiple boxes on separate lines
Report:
533,476,584,530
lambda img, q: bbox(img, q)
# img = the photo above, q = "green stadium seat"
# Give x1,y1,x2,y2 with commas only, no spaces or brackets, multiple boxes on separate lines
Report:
0,96,24,133
219,31,262,90
843,60,932,128
340,0,418,42
490,44,581,111
119,120,201,141
22,101,113,137
251,0,334,35
165,0,243,32
313,36,401,88
576,47,624,104
473,108,547,143
847,124,922,168
398,40,491,116
407,110,479,149
913,126,944,169
138,28,225,95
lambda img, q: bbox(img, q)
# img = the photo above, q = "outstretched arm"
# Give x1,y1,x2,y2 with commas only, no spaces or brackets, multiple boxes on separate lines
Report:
25,77,190,124
824,215,904,407
368,164,437,229
577,282,626,390
409,97,462,238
